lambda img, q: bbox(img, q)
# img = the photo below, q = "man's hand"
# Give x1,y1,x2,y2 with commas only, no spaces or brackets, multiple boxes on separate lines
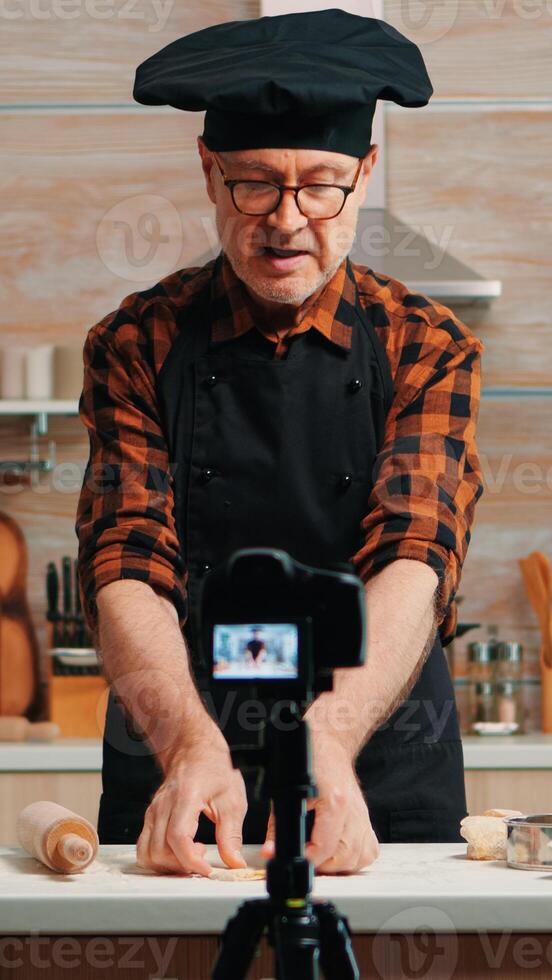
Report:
261,734,379,874
137,734,248,877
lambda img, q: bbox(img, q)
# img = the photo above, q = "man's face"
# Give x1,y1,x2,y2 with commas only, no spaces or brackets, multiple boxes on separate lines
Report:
198,140,378,310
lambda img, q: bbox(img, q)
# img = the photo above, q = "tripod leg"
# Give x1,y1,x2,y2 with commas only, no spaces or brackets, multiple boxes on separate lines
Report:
211,898,268,980
272,906,321,980
316,902,359,980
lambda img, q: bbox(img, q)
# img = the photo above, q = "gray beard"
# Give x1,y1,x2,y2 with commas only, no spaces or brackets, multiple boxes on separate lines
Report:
222,245,350,308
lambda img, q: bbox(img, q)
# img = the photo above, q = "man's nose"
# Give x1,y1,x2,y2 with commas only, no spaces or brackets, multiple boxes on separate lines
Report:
265,189,309,234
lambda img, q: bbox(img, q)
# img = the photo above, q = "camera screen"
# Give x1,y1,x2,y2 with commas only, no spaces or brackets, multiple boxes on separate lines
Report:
212,623,299,680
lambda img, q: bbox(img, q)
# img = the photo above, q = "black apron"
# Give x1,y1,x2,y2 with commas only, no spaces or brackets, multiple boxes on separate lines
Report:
98,254,467,846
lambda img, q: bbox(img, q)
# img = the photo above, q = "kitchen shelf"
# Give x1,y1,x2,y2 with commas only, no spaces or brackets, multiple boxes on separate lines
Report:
481,387,552,398
0,399,78,416
0,400,79,478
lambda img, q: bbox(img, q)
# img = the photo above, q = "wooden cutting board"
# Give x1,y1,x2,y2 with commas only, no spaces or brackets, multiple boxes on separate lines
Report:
0,512,43,718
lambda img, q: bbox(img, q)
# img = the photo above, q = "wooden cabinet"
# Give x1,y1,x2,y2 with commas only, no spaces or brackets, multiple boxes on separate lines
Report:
0,772,101,846
465,769,552,815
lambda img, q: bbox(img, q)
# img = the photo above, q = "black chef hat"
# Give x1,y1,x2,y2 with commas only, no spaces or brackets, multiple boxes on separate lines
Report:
133,8,433,158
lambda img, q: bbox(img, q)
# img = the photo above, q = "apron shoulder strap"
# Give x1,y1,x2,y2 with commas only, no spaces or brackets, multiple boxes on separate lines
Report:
348,258,394,417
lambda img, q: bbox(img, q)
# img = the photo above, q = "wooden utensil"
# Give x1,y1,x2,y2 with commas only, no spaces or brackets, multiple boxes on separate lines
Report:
535,552,552,667
519,553,552,667
16,801,98,873
0,512,44,719
0,716,59,742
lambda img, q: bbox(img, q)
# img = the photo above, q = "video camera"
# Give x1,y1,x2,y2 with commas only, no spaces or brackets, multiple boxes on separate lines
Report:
198,547,366,702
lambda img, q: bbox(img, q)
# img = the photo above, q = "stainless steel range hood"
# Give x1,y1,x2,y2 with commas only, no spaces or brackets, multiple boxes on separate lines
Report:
351,208,502,306
258,0,502,308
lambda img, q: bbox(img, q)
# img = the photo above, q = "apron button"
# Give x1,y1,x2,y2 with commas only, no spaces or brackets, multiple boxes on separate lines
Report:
204,374,218,387
339,473,353,490
347,378,363,393
199,467,216,483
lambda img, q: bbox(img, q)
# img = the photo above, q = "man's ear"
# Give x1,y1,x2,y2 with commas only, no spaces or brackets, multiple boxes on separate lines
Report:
197,136,217,205
363,143,378,175
356,144,378,201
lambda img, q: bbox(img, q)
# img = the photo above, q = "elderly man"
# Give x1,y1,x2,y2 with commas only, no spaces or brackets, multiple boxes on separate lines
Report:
76,9,484,878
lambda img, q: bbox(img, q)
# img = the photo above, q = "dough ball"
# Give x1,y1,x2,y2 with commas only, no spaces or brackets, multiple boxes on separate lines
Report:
208,867,266,881
460,815,508,861
482,808,523,819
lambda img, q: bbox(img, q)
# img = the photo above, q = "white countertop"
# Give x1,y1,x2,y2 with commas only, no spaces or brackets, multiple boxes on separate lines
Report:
1,843,551,935
1,735,551,771
462,734,552,769
0,738,103,771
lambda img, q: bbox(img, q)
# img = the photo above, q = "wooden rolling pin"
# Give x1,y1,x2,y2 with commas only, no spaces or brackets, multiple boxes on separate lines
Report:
16,801,98,873
0,717,59,742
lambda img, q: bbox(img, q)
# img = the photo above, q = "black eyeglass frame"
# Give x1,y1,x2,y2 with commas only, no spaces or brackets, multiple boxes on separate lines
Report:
212,152,364,219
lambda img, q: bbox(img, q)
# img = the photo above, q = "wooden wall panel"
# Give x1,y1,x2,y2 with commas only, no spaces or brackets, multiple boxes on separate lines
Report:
0,111,219,340
384,0,552,99
1,1,258,105
386,108,552,387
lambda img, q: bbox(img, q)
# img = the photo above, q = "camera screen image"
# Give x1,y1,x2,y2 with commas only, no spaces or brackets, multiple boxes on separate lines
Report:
213,623,299,680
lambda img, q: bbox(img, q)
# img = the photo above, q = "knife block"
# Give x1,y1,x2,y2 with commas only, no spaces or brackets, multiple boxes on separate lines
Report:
46,624,107,738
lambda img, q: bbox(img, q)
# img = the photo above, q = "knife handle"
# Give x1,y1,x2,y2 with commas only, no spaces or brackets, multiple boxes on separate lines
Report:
73,559,85,648
74,559,81,615
61,556,72,614
46,562,58,618
46,562,60,647
61,556,73,646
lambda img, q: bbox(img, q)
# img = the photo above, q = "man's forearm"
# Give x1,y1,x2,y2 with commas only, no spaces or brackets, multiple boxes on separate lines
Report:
95,580,219,773
304,559,439,759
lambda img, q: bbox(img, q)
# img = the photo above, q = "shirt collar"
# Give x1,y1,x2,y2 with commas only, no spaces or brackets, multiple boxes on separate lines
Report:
209,250,356,352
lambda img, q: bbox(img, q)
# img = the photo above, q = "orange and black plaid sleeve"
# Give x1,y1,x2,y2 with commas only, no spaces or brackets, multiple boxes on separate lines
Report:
350,291,484,646
75,303,188,639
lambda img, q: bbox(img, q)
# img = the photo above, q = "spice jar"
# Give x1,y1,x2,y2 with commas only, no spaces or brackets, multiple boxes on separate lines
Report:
496,680,524,730
470,680,496,727
495,642,523,682
520,678,541,733
467,641,498,683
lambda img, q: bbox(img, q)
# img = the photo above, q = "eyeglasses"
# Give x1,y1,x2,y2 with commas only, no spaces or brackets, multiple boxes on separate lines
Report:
212,153,364,220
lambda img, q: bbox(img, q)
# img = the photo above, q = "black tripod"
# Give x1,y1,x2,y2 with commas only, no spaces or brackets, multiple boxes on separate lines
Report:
211,701,359,980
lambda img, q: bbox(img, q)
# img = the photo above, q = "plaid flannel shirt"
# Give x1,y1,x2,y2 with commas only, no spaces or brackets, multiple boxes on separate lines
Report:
76,252,484,646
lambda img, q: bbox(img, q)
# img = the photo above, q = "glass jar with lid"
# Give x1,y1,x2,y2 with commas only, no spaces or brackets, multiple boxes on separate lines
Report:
495,641,523,682
470,680,496,728
467,641,498,683
496,680,524,730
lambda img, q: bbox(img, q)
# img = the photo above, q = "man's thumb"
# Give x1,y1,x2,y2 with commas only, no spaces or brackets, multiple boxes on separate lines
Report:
216,814,246,868
261,812,276,855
